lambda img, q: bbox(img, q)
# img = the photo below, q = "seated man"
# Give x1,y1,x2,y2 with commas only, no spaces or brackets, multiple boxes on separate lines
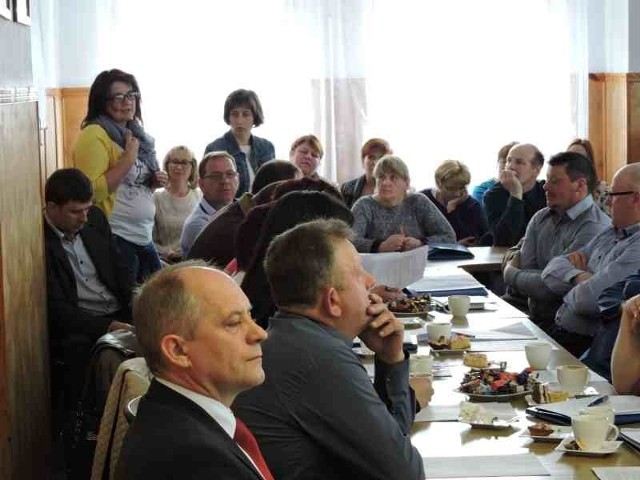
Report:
542,163,640,357
611,293,640,394
484,143,546,247
233,219,427,479
504,152,611,330
187,160,301,267
180,151,239,257
45,169,133,404
117,262,273,479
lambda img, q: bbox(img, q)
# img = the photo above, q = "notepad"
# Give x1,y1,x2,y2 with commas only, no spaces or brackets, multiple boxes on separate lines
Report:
406,272,488,297
527,395,640,425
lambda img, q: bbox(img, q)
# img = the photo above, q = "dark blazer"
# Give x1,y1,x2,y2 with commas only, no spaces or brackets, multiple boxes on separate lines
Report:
340,174,367,209
205,130,275,198
44,206,132,343
116,380,264,480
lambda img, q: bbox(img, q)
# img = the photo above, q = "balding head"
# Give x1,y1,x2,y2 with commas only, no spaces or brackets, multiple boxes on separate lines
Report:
608,163,640,228
505,143,544,190
134,262,267,405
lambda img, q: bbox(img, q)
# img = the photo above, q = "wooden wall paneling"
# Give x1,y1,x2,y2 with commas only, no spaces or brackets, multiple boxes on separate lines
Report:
588,74,606,181
605,74,628,181
0,101,50,479
627,74,640,164
61,87,89,168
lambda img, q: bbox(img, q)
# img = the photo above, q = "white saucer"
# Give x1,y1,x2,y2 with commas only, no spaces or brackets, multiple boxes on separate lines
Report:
459,416,518,430
519,425,571,442
555,435,622,456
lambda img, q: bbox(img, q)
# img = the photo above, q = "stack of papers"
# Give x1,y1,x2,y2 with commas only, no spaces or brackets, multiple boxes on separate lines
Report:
359,245,428,288
406,271,488,297
619,428,640,451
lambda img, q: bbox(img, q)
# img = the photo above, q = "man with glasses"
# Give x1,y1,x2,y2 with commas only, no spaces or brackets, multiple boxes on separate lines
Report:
542,163,640,356
504,152,611,331
181,151,239,257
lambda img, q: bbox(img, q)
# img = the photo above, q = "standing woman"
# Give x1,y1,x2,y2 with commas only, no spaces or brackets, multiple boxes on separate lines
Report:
341,138,392,208
204,89,275,197
153,146,202,263
73,68,168,284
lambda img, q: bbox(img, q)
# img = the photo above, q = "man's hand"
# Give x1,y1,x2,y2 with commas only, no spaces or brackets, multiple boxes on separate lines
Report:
572,272,593,285
567,251,588,271
499,170,523,199
458,236,476,247
359,293,405,364
409,376,434,408
401,237,423,251
108,320,134,332
622,295,640,335
379,234,405,252
509,251,521,269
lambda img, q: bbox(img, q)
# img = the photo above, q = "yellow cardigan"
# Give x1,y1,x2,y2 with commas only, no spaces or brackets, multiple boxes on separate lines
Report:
73,124,123,217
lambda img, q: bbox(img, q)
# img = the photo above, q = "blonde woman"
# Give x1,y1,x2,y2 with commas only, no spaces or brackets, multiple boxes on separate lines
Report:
422,160,488,246
351,155,455,252
153,146,202,262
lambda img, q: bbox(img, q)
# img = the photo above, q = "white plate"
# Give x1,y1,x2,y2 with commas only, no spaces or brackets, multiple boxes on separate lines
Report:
555,436,622,456
519,425,572,442
459,416,518,430
456,388,531,402
401,316,425,329
524,387,599,406
392,308,430,318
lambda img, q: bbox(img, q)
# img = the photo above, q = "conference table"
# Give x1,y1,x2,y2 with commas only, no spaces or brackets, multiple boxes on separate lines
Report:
401,249,640,479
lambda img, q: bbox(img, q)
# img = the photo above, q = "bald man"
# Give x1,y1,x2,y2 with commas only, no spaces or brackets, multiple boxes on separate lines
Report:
542,163,640,357
116,262,273,480
484,143,546,247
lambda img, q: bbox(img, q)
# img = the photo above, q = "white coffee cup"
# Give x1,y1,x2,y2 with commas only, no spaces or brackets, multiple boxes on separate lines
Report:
524,341,552,370
448,295,471,318
557,365,589,395
580,405,615,424
427,322,452,342
571,414,619,451
409,354,434,377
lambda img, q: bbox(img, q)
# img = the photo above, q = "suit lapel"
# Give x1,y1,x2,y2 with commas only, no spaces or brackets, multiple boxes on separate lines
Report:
148,381,264,479
44,221,76,292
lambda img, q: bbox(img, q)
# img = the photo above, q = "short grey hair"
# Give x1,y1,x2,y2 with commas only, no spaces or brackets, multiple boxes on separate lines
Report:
133,260,211,374
373,155,410,182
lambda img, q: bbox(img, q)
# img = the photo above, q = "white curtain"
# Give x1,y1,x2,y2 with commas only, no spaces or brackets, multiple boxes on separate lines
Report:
31,0,589,187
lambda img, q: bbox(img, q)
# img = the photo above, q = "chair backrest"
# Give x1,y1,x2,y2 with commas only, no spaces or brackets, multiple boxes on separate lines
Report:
91,358,151,480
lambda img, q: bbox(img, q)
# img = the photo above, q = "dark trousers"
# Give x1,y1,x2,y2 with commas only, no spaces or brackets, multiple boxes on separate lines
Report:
115,235,162,285
547,323,593,358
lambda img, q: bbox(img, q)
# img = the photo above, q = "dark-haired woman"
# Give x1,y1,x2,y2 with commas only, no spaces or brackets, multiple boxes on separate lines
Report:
73,68,167,284
204,89,275,196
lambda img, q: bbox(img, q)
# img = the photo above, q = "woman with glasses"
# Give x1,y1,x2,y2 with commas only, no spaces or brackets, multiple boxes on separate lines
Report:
73,68,168,284
422,160,489,246
351,155,456,253
153,146,202,263
204,89,275,197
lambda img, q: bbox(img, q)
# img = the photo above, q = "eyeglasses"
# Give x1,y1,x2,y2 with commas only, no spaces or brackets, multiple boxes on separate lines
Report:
602,190,637,200
202,171,238,182
168,160,192,167
109,91,141,102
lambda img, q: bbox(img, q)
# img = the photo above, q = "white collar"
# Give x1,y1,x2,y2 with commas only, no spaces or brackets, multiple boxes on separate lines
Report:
155,377,236,438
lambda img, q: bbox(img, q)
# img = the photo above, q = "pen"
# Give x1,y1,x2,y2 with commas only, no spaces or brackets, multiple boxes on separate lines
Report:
587,395,609,407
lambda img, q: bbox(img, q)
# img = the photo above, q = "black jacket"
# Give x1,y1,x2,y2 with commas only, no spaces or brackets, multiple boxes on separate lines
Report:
116,380,264,480
44,206,132,343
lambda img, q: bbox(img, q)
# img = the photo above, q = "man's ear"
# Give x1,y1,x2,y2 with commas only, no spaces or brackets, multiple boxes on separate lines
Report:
160,334,191,369
321,286,342,319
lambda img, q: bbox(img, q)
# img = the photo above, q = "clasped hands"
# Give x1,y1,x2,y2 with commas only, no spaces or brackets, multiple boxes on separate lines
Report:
567,251,593,284
359,293,405,365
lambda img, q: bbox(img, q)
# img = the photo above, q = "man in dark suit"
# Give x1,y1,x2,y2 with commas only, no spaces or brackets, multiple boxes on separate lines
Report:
116,263,273,480
44,168,133,407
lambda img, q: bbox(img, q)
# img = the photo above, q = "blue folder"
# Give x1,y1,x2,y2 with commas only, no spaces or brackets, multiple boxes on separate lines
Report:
526,406,640,426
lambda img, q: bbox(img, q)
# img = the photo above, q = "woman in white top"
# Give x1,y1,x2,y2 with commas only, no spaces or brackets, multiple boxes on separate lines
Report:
153,146,202,263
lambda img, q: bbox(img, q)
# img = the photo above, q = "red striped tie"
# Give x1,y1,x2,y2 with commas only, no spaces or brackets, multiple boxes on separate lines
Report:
233,418,274,480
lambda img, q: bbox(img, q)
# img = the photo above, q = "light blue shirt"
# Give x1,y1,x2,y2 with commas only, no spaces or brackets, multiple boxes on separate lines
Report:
180,198,217,257
542,222,640,335
45,214,120,315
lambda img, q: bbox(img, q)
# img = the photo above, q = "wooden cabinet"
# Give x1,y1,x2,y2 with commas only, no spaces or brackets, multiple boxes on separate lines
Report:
589,73,640,182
